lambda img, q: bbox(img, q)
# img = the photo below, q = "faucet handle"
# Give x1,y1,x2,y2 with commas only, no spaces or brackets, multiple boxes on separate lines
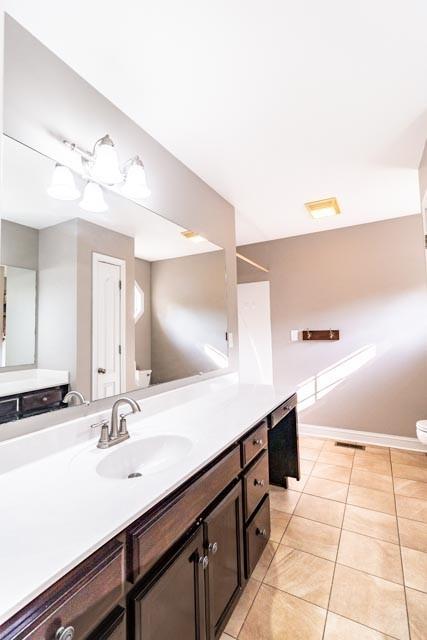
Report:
119,413,129,436
90,418,109,430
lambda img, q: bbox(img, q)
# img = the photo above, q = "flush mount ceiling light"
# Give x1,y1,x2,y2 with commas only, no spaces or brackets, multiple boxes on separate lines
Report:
181,230,206,243
47,164,80,201
305,197,341,220
79,181,108,213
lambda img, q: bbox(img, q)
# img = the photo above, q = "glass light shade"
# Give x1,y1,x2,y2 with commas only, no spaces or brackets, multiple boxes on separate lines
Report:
79,182,108,213
121,158,151,200
47,164,80,200
90,135,122,185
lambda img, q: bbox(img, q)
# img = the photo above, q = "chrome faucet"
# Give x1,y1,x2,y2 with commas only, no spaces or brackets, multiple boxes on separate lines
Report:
95,397,142,449
63,390,89,406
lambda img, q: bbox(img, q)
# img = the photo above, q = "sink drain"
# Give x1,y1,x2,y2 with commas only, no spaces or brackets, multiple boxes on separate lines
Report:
128,472,142,479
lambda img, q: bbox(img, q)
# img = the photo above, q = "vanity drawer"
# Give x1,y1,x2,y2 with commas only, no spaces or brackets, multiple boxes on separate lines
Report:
242,421,267,467
21,387,63,412
245,494,271,578
270,394,297,429
243,450,269,520
0,397,19,419
127,445,241,581
0,539,125,640
86,606,126,640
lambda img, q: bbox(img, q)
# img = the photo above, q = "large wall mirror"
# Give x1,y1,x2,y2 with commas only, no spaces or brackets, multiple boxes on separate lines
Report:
0,17,230,427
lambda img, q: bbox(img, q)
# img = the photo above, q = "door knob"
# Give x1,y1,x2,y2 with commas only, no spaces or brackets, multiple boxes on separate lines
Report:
55,627,75,640
97,367,106,374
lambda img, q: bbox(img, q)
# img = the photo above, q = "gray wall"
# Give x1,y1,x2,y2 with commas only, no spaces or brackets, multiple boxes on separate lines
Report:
237,215,427,438
76,219,135,399
38,219,78,382
3,16,238,381
134,258,151,372
151,251,228,384
0,219,38,269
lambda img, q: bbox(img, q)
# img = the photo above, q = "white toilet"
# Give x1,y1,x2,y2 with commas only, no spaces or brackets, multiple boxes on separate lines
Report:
135,369,152,388
416,420,427,444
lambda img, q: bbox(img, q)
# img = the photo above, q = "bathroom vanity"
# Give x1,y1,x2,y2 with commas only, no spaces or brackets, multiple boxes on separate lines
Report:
0,383,298,640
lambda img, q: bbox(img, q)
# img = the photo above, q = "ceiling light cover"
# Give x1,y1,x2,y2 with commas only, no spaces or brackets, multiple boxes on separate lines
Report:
47,164,80,200
121,156,151,199
181,230,206,243
90,134,122,185
79,181,108,213
305,197,341,220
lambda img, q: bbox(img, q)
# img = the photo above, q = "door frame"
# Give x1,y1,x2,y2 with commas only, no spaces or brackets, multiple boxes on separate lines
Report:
92,252,127,400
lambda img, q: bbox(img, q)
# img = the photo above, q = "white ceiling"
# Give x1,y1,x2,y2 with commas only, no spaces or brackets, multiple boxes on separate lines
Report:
1,136,221,261
5,1,427,245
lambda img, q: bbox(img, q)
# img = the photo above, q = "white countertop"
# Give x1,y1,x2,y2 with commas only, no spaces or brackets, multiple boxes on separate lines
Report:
0,377,294,625
0,368,69,398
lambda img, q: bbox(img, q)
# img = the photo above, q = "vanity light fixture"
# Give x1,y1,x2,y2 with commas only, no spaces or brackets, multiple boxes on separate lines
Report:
305,197,341,219
181,230,206,243
121,156,151,199
47,163,80,201
79,181,108,213
89,134,123,185
61,134,151,199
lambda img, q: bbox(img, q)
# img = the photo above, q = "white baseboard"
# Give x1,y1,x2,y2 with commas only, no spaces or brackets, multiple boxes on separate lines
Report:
299,423,427,452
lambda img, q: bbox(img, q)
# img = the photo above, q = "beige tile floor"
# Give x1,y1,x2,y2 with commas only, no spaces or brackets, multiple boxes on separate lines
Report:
221,436,427,640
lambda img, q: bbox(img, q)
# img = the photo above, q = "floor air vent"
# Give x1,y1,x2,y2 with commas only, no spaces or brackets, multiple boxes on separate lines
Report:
335,441,365,451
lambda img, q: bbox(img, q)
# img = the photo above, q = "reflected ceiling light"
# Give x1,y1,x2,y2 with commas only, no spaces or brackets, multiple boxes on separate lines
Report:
47,163,80,201
121,156,151,200
305,197,341,219
181,230,206,243
89,134,122,185
79,181,108,213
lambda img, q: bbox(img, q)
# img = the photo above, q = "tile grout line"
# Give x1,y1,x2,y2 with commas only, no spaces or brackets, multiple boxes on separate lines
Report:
321,439,356,640
390,447,412,640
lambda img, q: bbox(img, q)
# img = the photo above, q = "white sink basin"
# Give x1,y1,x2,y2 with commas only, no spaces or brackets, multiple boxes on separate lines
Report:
96,435,193,480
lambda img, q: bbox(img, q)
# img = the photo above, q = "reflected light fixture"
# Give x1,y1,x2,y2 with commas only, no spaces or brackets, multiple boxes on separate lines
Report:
305,197,341,219
121,156,151,200
79,181,108,213
89,134,122,185
181,230,206,243
47,164,80,200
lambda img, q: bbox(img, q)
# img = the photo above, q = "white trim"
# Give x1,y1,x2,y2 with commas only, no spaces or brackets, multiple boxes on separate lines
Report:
299,422,427,452
92,252,127,400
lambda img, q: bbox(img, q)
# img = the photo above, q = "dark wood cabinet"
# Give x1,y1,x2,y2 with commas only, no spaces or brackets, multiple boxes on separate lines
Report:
0,394,298,640
268,394,300,487
0,384,69,424
203,482,244,639
130,527,207,640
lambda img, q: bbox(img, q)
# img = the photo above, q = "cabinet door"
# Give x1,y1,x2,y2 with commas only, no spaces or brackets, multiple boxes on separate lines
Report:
203,482,245,639
131,526,206,640
268,402,300,487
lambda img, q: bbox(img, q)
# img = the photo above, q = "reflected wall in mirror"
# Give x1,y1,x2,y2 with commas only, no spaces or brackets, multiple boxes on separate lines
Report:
0,135,228,422
0,264,36,367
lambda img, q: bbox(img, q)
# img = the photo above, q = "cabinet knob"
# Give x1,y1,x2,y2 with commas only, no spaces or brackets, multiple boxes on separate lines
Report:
198,555,209,570
256,527,267,538
254,479,265,487
253,438,263,446
56,627,75,640
42,396,48,402
208,541,218,555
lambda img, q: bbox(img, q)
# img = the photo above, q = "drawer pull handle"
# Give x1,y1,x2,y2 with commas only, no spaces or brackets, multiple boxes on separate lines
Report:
253,438,263,446
256,527,267,538
208,541,218,555
56,627,75,640
198,555,209,570
254,479,265,487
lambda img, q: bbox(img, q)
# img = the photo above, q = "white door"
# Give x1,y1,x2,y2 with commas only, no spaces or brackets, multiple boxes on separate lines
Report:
237,281,273,385
92,253,126,400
